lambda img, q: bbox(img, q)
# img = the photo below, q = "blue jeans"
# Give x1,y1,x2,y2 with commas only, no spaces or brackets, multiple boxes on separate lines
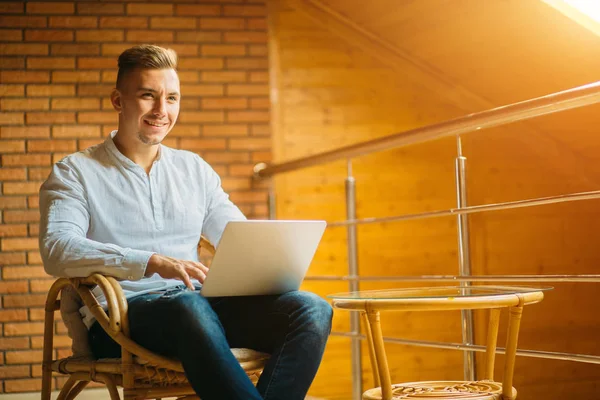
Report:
88,287,333,400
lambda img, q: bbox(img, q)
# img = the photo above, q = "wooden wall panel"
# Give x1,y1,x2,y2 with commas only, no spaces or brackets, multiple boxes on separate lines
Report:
269,0,600,399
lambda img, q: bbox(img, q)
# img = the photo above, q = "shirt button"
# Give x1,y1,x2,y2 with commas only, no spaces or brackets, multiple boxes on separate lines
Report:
127,276,134,280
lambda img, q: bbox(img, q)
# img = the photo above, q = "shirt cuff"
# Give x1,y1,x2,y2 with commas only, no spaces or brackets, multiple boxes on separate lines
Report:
122,249,155,280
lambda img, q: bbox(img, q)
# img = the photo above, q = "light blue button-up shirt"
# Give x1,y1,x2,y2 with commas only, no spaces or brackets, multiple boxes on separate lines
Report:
39,131,246,326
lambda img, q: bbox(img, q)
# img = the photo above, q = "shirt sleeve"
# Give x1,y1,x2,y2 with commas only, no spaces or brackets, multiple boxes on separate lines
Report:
39,161,154,280
200,161,246,247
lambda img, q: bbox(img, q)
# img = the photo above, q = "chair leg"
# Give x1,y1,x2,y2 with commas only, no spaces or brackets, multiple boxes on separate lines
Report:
95,373,121,400
56,376,78,400
65,381,90,400
502,304,524,400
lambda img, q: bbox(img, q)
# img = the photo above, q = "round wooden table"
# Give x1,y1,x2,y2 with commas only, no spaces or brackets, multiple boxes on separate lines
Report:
329,286,550,400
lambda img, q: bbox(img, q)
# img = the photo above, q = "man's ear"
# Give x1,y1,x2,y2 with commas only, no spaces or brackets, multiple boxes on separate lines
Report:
111,88,122,113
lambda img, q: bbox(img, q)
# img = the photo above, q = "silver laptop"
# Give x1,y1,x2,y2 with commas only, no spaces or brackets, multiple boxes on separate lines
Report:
200,220,327,297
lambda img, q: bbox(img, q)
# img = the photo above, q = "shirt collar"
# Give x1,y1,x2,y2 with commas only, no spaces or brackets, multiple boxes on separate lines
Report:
105,130,163,173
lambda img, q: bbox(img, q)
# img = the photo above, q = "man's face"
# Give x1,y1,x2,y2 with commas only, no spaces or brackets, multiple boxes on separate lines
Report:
112,68,180,146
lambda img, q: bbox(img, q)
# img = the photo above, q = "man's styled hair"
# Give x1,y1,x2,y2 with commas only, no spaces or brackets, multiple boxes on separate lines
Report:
116,44,178,89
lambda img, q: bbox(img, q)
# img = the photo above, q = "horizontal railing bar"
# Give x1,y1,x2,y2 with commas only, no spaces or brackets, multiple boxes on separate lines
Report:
305,275,600,283
256,81,600,177
330,331,600,364
327,189,600,227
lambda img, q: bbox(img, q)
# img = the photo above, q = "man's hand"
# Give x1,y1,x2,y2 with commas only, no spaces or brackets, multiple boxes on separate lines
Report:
145,254,209,290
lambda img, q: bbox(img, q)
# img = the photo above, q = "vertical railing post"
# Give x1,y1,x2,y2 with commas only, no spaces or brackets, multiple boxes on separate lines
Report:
346,160,363,399
455,135,476,381
268,183,276,220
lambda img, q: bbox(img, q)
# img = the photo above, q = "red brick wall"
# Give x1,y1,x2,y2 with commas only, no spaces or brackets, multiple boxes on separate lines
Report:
0,0,270,393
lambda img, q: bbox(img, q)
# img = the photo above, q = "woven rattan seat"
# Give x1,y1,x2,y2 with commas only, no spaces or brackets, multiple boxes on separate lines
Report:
363,380,516,399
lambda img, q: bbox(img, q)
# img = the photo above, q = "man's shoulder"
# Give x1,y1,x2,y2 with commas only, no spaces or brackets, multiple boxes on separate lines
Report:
161,145,211,170
55,142,107,169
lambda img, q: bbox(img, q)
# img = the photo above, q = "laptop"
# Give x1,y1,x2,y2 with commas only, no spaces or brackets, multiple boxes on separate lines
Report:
200,220,327,297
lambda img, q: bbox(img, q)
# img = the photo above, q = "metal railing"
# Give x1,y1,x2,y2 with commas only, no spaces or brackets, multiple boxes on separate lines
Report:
253,80,600,400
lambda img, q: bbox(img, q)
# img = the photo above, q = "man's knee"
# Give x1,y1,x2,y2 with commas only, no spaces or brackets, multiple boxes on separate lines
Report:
283,291,333,336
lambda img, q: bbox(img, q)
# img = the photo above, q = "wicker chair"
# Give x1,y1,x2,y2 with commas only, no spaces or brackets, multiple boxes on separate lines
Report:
41,238,270,400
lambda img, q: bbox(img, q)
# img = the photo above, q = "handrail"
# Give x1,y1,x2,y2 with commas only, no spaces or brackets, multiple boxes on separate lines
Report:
255,80,600,178
305,275,600,283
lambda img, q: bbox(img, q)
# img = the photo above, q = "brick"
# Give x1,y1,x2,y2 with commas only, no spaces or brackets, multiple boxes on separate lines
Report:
0,57,25,69
0,337,29,351
126,30,173,43
227,84,268,96
179,111,224,123
1,238,39,252
247,17,267,30
51,98,99,111
25,30,73,42
32,364,43,377
227,111,269,123
0,140,25,152
180,97,199,110
202,97,247,109
78,139,104,149
77,3,124,15
27,84,75,97
26,112,75,124
0,281,28,294
229,163,254,176
100,16,148,29
199,17,245,30
0,29,22,41
250,124,270,135
27,2,74,14
77,30,123,42
229,137,270,150
29,222,40,235
0,252,26,265
0,85,24,97
100,43,131,56
3,266,47,280
1,99,48,111
3,294,46,308
0,43,48,56
26,57,75,70
203,151,249,164
5,378,43,393
77,112,117,124
221,177,251,191
31,334,70,348
180,138,226,150
49,16,98,29
0,113,24,125
223,5,266,17
175,31,221,43
28,167,51,181
175,4,220,16
201,44,245,56
3,181,43,195
0,16,47,28
2,154,50,167
51,44,99,56
0,168,26,181
5,349,43,363
250,98,269,110
226,57,267,69
177,71,198,83
1,71,49,83
204,124,248,137
127,3,173,16
52,71,99,83
150,17,196,29
167,44,198,57
77,83,112,96
0,309,27,322
0,224,28,237
224,32,267,43
77,57,116,70
167,125,200,137
28,251,43,265
28,139,76,152
183,84,224,96
0,126,49,139
0,3,24,13
30,279,54,293
52,153,72,164
251,150,271,162
0,365,29,379
201,71,246,83
28,308,44,321
178,57,223,70
249,44,267,57
249,71,268,83
230,190,267,203
99,70,115,84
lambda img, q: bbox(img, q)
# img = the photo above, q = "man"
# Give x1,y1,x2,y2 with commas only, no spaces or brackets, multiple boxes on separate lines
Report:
39,44,333,400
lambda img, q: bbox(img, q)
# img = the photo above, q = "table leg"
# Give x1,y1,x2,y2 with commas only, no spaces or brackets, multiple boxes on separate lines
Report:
502,304,524,400
366,310,392,400
484,308,501,381
361,311,380,388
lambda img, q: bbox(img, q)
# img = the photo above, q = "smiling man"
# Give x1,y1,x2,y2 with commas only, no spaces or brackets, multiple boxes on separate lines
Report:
39,45,333,400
